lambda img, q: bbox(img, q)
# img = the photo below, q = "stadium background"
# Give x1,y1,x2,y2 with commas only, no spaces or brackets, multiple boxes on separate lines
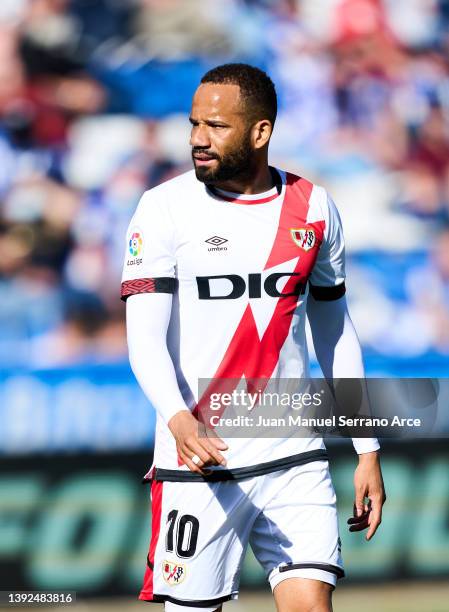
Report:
0,1,448,611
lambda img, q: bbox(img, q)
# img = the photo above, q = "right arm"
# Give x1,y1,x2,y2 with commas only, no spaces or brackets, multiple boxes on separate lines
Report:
126,292,188,424
125,289,227,473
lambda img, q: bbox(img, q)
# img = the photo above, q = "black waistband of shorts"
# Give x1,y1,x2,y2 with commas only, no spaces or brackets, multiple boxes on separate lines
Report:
144,449,328,483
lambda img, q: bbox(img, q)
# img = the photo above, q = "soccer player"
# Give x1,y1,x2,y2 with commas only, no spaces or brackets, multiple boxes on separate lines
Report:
122,63,386,612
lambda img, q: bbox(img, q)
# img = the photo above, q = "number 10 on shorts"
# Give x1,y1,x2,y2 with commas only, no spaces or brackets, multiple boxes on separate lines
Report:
166,510,200,558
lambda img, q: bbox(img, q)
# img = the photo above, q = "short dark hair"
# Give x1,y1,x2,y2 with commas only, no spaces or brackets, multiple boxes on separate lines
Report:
200,63,277,126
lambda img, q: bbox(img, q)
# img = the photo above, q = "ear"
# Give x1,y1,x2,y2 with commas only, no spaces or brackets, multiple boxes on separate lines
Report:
252,119,273,149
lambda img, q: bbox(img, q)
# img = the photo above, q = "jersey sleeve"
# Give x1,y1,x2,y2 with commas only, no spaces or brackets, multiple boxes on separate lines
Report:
309,191,346,301
121,191,177,301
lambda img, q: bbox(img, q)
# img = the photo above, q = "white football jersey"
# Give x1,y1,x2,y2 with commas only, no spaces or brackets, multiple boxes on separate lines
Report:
122,168,346,472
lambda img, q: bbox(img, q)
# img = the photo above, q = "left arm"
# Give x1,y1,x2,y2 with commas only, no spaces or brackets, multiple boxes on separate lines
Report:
307,290,386,540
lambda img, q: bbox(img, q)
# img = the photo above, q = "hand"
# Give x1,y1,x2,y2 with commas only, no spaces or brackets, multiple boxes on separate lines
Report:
347,451,386,541
168,410,229,474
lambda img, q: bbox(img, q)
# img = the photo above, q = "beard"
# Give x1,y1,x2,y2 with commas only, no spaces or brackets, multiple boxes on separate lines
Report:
192,133,255,185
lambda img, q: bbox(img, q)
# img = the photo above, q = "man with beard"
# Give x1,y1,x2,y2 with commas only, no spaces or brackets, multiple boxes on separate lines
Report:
121,64,386,612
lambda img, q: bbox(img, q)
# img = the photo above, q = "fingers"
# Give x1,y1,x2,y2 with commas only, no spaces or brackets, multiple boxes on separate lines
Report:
366,495,383,541
179,437,227,474
170,411,229,473
198,424,228,464
179,446,211,474
201,424,229,451
347,500,371,532
354,487,366,518
200,438,227,466
347,495,384,540
348,518,370,532
348,515,370,531
179,450,205,475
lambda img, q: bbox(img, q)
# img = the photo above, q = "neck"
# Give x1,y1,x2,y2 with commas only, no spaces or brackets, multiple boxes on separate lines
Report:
211,163,273,195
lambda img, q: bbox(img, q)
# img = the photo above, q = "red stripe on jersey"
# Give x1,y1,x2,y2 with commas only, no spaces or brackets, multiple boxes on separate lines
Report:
194,174,325,428
139,480,163,601
264,174,314,270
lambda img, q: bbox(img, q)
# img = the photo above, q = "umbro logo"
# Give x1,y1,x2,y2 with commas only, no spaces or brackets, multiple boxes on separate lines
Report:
205,236,228,252
205,236,228,246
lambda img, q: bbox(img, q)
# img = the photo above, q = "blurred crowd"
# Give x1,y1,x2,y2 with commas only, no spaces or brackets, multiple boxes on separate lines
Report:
0,0,449,368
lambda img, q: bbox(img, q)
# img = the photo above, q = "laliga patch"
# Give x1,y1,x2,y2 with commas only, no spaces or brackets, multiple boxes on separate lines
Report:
162,560,186,586
290,228,316,252
127,227,143,266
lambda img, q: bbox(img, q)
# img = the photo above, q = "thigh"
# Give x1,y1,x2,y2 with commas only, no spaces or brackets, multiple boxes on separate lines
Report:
250,461,344,592
273,577,333,612
140,478,259,607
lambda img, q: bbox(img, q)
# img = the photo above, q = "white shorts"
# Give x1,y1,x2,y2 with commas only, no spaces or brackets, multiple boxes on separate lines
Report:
139,459,343,607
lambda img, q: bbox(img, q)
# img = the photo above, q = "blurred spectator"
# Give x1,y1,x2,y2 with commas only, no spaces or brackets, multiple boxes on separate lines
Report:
132,0,236,60
406,227,449,352
400,101,449,219
29,291,127,367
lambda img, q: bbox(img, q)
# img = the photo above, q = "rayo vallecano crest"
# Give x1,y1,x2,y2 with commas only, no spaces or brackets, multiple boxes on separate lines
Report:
290,228,316,251
162,560,186,586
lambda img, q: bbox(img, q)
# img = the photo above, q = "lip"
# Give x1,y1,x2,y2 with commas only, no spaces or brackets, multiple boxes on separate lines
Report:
193,154,217,166
194,158,217,167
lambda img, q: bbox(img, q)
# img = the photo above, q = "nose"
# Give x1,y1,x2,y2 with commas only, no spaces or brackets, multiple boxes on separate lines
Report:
190,124,211,148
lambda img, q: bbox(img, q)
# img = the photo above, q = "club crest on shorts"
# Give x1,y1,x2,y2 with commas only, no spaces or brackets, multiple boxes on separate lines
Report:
162,560,186,586
290,228,316,251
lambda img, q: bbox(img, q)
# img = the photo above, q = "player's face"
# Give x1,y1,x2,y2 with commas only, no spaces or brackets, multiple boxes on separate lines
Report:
189,83,255,184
